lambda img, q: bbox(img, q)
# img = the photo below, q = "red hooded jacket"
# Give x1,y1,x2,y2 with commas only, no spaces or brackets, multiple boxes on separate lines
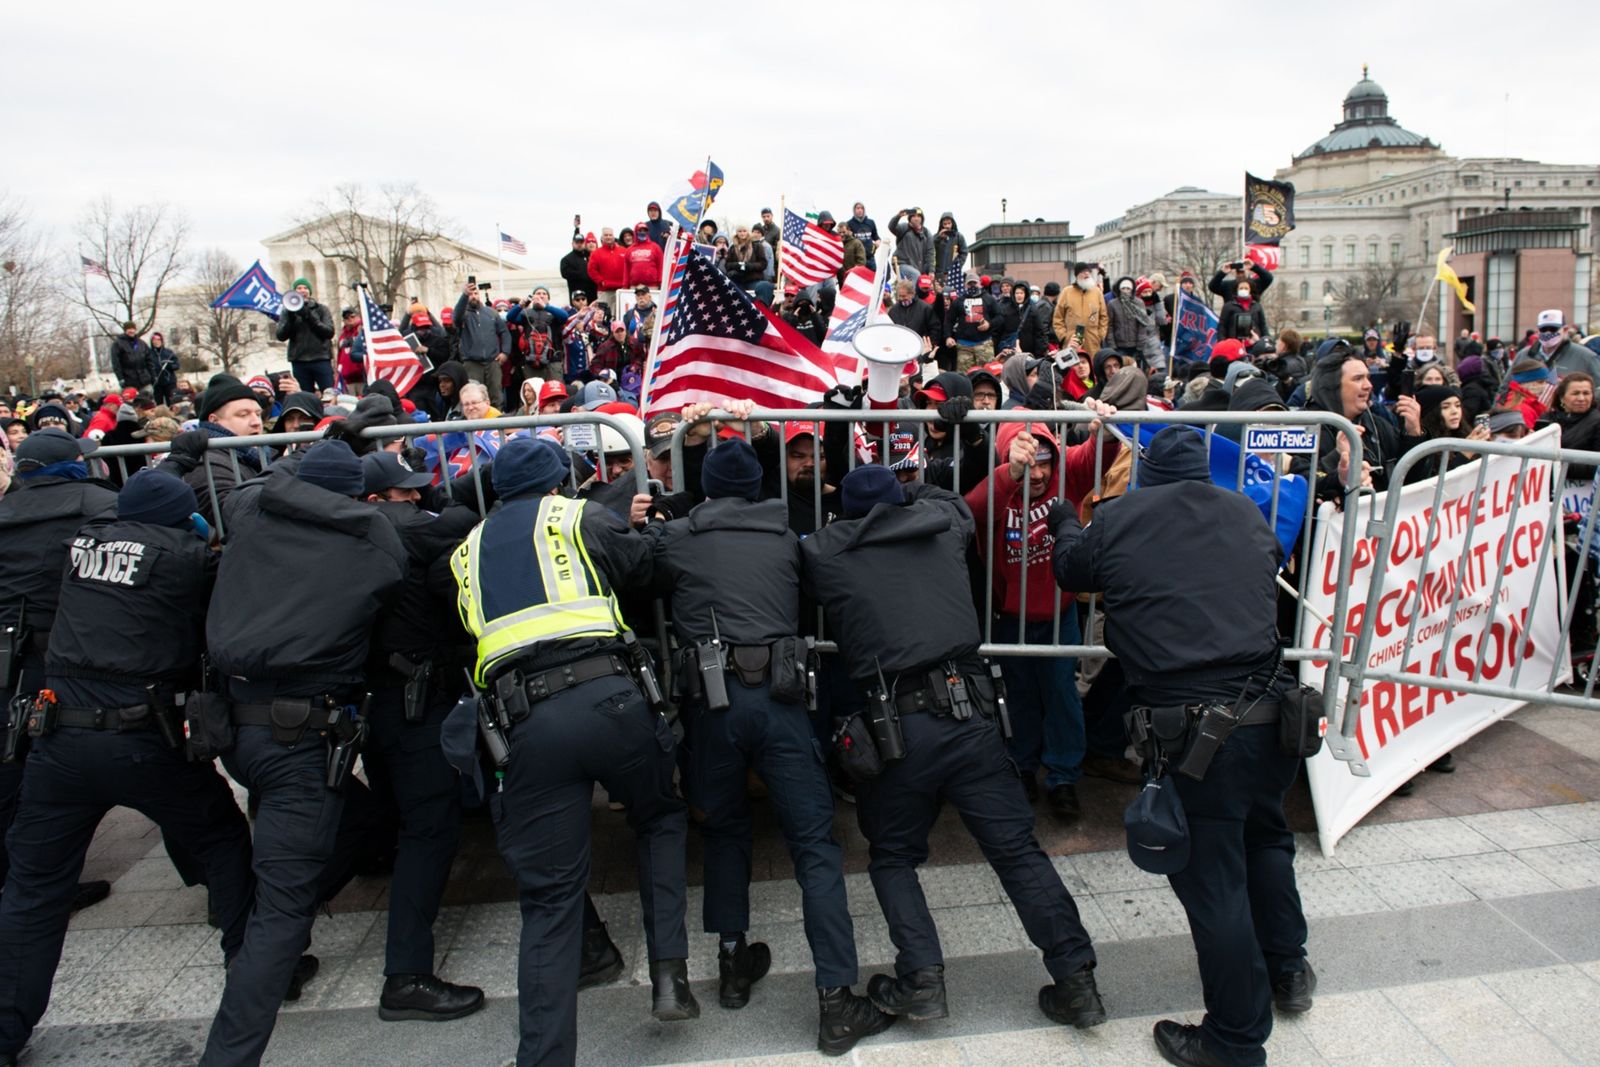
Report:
965,421,1118,619
587,242,629,293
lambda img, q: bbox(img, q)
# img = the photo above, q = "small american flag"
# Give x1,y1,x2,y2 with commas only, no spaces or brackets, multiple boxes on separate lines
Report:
642,243,836,417
359,286,425,396
81,255,110,279
781,209,844,288
499,231,526,255
944,256,964,296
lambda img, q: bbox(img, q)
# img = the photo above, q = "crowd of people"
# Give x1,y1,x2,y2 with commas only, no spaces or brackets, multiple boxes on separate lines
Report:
3,212,1600,1067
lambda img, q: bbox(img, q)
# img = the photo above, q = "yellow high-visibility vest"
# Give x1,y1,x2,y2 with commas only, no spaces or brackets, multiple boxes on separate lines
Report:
451,495,627,685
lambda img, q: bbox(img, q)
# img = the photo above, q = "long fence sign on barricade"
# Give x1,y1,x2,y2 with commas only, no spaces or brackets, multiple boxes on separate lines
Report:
1303,425,1576,854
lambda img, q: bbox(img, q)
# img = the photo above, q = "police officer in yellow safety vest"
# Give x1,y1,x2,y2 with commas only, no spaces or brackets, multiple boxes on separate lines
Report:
449,436,695,1067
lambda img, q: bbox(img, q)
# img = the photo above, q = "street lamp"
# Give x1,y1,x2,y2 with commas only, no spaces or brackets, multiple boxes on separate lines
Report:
1323,293,1335,337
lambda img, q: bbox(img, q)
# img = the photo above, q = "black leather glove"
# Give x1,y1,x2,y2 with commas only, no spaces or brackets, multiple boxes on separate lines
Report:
936,396,973,425
165,429,209,474
823,384,863,409
1047,500,1078,533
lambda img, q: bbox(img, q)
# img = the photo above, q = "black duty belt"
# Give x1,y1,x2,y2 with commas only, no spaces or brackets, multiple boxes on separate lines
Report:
55,705,164,732
883,661,986,719
1236,700,1281,726
497,654,631,721
231,700,339,731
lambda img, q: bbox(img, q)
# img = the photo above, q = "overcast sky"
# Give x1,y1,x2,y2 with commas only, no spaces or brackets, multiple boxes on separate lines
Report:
7,0,1595,283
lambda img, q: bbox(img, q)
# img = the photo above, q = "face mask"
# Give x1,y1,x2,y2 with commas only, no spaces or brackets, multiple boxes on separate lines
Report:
1237,288,1251,300
1077,278,1095,291
1415,348,1435,364
1118,287,1132,297
1540,331,1565,356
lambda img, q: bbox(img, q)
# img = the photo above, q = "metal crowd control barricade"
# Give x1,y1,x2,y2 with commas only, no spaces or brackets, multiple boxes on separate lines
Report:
1340,434,1600,717
668,406,1371,773
91,412,651,534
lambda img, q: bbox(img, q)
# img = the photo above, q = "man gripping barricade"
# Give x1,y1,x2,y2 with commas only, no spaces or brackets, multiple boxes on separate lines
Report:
447,436,695,1067
800,463,1107,1031
0,470,254,1067
646,438,894,1056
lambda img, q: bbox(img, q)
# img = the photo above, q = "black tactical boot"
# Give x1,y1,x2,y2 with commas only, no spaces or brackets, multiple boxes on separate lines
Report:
649,958,700,1021
866,964,947,1020
1038,966,1107,1028
817,985,895,1056
579,923,625,989
378,973,485,1022
717,936,771,1009
1273,961,1317,1013
283,955,319,1002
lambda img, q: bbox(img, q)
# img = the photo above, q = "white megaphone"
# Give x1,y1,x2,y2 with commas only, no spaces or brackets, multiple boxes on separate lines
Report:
851,322,920,406
281,290,306,313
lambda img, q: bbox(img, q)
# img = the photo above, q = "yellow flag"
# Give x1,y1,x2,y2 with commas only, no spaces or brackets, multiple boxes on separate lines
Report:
1435,246,1475,314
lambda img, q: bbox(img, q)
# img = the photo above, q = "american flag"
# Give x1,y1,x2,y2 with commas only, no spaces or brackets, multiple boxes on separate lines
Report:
642,243,837,417
80,255,109,279
781,209,843,288
359,286,425,396
500,231,526,255
944,255,964,297
822,267,881,387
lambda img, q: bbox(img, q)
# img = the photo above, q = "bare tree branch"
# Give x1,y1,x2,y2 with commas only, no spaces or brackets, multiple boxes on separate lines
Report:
0,193,84,390
1335,259,1427,335
71,197,190,339
293,183,459,306
1150,226,1242,310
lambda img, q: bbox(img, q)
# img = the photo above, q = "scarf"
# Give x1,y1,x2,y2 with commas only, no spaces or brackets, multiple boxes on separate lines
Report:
19,460,87,481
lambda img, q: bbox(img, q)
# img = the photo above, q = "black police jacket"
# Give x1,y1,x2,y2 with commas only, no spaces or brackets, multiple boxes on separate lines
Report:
47,517,216,706
370,500,479,665
800,483,979,682
648,497,801,645
0,477,118,652
1052,479,1280,702
207,473,406,696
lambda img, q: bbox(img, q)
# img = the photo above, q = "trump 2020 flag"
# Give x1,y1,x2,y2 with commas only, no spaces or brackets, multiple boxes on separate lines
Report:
1133,425,1309,558
210,260,283,320
1169,289,1219,364
663,162,725,231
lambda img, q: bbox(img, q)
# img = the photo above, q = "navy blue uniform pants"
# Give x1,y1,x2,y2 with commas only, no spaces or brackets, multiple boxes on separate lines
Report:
202,724,384,1067
491,674,688,1067
1168,722,1308,1066
685,682,857,988
855,710,1096,982
0,728,253,1057
360,683,463,977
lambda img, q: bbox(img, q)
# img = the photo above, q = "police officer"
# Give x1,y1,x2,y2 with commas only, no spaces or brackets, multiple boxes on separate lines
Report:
800,465,1106,1030
0,429,117,912
1051,425,1314,1067
356,450,485,1021
0,470,255,1067
647,439,893,1055
449,437,694,1067
201,440,407,1067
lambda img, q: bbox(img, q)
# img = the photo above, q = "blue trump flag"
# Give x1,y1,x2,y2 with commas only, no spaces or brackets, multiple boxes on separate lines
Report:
663,162,725,230
1170,290,1218,364
210,260,283,320
1132,424,1309,559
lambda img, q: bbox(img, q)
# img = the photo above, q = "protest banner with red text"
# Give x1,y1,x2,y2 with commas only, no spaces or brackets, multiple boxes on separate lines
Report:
1299,426,1571,854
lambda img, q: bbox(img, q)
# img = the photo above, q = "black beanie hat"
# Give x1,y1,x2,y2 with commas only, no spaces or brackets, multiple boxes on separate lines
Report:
840,464,903,518
700,438,763,501
295,440,366,497
492,437,566,499
1415,384,1462,417
118,468,198,527
198,381,259,422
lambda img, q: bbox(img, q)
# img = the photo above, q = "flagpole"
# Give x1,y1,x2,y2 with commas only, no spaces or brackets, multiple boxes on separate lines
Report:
495,222,505,294
776,194,786,295
638,223,682,417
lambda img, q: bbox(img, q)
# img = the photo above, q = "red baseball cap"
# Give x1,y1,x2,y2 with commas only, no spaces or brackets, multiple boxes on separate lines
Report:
440,307,454,325
915,382,949,407
782,420,819,442
917,274,934,288
594,400,637,417
538,380,569,405
1211,338,1248,363
121,386,139,401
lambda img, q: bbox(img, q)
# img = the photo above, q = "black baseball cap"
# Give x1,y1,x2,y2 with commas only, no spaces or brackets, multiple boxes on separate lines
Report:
15,427,97,470
361,450,432,495
645,411,683,458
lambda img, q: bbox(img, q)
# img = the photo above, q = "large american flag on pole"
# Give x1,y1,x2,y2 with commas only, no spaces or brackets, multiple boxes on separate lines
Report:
781,208,844,287
80,255,110,279
643,244,837,417
358,285,425,396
